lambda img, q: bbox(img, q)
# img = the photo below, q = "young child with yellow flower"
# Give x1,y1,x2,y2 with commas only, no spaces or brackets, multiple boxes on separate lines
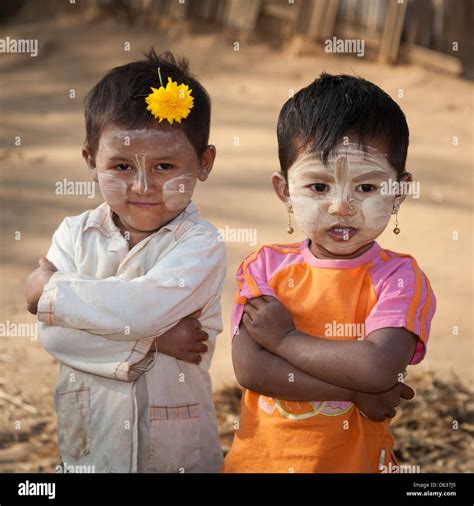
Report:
25,49,226,472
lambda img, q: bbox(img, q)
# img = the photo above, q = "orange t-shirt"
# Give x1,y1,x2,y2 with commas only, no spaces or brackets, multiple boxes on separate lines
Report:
222,240,436,473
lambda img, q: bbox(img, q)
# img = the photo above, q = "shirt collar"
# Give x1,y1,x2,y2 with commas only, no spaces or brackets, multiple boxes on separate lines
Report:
83,201,200,240
301,239,382,269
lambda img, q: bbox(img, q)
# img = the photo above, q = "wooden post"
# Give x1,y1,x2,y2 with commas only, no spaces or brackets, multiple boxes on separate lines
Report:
378,0,408,64
224,0,262,31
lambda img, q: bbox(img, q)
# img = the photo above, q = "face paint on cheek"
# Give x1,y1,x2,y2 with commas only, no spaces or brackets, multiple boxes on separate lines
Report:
361,195,394,229
289,194,320,235
97,174,127,205
287,158,326,236
162,174,196,211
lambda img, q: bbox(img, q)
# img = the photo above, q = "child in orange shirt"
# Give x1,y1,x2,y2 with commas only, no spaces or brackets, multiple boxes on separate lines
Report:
223,73,436,473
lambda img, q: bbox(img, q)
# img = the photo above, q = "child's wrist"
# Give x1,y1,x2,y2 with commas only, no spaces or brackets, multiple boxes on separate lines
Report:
276,327,297,356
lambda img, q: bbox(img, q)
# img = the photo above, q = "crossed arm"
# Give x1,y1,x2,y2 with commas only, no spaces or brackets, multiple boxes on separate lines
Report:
240,295,417,394
231,296,417,420
25,220,225,378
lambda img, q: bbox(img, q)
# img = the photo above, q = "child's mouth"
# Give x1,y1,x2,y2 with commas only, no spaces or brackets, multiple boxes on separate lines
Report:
326,226,357,241
128,201,161,208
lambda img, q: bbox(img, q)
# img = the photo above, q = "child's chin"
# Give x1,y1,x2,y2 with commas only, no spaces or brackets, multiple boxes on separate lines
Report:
322,240,372,257
127,218,164,233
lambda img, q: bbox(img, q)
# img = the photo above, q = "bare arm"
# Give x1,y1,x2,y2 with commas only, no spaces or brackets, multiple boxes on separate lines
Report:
274,327,417,393
233,323,416,421
244,296,418,393
233,323,355,401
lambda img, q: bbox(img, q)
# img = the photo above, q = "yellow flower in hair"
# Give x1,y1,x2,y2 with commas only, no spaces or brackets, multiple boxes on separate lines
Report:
145,76,194,124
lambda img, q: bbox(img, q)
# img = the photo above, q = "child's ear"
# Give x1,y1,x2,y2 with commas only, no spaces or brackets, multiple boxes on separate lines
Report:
394,172,412,208
197,145,216,181
82,146,98,182
272,171,291,210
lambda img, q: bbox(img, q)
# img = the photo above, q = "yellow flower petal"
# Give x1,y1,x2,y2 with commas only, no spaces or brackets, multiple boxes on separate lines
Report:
145,77,194,124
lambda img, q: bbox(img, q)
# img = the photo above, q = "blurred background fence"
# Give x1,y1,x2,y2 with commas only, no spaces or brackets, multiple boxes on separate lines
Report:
2,0,474,75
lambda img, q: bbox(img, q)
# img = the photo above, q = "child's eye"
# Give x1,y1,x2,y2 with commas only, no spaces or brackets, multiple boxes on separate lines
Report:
309,183,330,192
156,163,173,171
356,184,377,193
114,163,131,171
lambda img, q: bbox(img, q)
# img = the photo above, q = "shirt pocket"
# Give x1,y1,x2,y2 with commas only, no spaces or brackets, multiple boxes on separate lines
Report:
56,388,91,460
148,403,200,473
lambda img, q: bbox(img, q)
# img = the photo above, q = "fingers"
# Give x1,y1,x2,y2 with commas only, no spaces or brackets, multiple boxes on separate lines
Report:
260,295,278,304
187,309,202,319
184,352,202,365
243,302,258,323
194,330,209,342
399,382,416,400
183,317,202,330
191,342,208,354
242,311,253,325
385,407,397,419
182,353,202,365
246,297,265,310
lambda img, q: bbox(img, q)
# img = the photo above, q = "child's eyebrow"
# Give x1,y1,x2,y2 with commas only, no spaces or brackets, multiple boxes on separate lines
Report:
107,154,177,162
295,169,335,182
352,170,390,182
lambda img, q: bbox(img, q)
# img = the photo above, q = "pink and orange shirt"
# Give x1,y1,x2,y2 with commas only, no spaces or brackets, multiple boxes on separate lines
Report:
223,240,436,473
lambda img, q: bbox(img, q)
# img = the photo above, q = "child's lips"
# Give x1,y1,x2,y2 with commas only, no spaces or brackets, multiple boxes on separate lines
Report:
326,226,358,241
128,201,161,208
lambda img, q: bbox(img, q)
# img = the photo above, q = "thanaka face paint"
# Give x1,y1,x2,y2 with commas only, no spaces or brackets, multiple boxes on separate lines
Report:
287,143,400,256
93,126,202,235
162,175,197,211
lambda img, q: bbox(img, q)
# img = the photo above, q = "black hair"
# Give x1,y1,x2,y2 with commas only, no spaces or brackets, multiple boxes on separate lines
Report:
277,73,409,178
84,48,211,158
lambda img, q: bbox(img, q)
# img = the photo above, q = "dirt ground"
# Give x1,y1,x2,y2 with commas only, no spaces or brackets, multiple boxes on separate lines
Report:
0,12,472,472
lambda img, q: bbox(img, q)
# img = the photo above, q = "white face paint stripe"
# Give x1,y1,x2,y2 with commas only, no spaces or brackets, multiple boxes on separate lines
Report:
133,153,149,193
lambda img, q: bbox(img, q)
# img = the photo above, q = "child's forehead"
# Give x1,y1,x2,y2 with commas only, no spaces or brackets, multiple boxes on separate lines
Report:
289,143,394,177
98,126,192,155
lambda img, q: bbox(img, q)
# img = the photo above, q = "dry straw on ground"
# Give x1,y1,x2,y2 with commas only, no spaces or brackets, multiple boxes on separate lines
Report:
0,371,471,473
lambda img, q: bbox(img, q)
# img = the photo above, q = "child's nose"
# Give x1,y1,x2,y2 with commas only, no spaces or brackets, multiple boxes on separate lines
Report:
328,198,354,216
131,171,156,195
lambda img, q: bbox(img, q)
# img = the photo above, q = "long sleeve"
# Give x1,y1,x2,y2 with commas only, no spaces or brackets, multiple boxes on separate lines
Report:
37,217,156,381
38,323,156,382
37,221,227,341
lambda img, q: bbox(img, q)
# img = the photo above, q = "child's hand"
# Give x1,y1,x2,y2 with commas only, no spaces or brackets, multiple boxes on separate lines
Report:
153,310,208,365
243,296,295,352
25,258,58,314
352,382,415,422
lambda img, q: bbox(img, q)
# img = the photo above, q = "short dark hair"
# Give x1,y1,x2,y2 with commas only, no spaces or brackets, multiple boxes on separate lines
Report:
277,73,409,178
84,48,211,158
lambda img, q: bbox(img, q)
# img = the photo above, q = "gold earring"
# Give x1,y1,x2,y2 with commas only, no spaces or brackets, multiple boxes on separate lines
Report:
393,206,400,235
287,209,294,234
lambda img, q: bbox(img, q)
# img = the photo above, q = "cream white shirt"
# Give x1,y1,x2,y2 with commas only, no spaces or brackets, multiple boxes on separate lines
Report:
37,201,226,472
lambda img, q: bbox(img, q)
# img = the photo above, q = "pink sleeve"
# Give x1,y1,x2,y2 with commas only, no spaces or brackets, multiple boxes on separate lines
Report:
365,257,436,365
230,249,277,340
